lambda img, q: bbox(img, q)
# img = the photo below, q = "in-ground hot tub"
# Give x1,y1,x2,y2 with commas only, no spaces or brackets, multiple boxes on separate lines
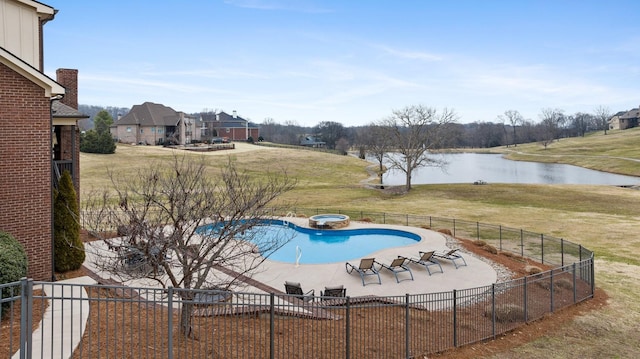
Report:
308,214,350,229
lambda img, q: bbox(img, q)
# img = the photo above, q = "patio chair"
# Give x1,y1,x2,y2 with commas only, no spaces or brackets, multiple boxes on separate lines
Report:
375,257,414,283
408,251,444,275
320,285,346,299
284,281,315,302
433,249,467,269
345,258,382,286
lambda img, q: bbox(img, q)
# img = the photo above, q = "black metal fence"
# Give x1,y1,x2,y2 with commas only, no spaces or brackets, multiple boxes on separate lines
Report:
1,211,594,358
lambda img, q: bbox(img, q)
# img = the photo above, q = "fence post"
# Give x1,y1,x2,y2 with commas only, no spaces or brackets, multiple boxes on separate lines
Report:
540,234,544,264
405,293,410,359
520,229,524,257
453,289,457,348
167,287,173,359
406,214,409,226
561,238,565,266
590,256,595,296
550,270,555,312
476,222,480,240
270,293,275,359
572,263,577,303
346,296,350,359
383,212,386,224
19,278,33,359
491,284,496,339
499,225,503,250
523,277,528,322
453,219,456,237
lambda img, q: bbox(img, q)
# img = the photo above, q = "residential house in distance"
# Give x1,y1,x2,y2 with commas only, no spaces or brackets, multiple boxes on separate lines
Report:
112,102,199,145
0,0,85,280
300,135,326,148
200,110,260,142
609,107,639,130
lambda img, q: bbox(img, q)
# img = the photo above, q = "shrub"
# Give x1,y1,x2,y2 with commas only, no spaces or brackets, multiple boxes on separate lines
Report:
473,240,487,247
483,244,498,254
437,228,452,236
484,304,525,323
525,265,543,275
555,277,574,289
0,231,28,318
53,170,85,272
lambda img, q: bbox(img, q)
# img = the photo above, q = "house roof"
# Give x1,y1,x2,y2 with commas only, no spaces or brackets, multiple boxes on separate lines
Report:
52,100,88,118
115,102,181,127
0,46,64,97
51,100,89,126
200,111,259,129
619,108,640,120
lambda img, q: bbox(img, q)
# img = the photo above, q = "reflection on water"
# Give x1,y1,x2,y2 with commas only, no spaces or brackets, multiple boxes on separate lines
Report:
380,153,640,186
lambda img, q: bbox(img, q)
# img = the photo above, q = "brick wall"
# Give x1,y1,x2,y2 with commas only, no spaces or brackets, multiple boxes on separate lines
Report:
55,68,81,194
0,63,53,280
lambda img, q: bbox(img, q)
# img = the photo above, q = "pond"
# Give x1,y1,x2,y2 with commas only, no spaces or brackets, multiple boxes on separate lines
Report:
379,153,640,186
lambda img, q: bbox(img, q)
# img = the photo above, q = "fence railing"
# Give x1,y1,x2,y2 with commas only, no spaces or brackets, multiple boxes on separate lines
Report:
1,211,594,358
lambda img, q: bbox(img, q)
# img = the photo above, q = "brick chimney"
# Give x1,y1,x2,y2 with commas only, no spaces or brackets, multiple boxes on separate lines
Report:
56,68,78,109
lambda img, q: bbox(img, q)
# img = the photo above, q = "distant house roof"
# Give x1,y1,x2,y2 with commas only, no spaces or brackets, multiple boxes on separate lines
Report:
300,135,325,147
619,108,640,120
114,102,182,127
201,111,259,129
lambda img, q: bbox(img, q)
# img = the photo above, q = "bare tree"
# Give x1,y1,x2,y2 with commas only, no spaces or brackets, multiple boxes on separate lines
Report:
498,110,523,147
539,108,566,141
314,121,346,149
593,105,611,135
360,123,395,187
83,154,297,337
377,105,457,191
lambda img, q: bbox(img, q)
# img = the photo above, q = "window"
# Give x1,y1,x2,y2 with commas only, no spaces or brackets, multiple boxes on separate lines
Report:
151,127,156,133
140,128,144,134
158,128,164,134
126,127,132,132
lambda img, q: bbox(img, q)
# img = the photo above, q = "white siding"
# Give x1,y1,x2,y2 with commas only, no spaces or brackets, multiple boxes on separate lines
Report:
0,0,43,68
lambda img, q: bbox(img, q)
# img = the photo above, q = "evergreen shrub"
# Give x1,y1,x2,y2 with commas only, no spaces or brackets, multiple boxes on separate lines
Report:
0,231,27,318
53,170,85,272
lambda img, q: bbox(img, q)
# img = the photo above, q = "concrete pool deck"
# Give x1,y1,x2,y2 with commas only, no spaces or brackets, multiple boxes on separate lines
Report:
83,217,498,298
245,217,497,297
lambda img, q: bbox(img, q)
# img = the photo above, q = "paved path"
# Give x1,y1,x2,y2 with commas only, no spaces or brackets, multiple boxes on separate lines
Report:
12,276,96,359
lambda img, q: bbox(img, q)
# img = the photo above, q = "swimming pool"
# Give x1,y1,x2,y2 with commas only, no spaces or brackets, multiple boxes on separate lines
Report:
238,220,421,264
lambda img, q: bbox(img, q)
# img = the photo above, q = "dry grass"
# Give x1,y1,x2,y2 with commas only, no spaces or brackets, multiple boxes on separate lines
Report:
76,141,640,358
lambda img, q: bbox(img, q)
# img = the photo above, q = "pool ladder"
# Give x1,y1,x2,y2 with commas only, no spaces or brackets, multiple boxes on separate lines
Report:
295,246,302,267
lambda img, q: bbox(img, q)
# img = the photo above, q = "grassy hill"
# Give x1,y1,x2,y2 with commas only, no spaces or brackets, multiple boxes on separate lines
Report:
487,127,640,176
80,139,640,358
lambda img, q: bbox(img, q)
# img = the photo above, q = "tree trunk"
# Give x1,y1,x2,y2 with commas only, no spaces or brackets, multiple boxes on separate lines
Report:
180,301,194,338
405,172,412,191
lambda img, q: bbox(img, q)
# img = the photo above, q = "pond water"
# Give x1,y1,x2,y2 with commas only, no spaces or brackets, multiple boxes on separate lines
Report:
379,153,640,186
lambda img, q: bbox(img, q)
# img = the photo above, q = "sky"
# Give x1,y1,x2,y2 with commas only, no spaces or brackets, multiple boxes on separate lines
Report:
43,0,640,127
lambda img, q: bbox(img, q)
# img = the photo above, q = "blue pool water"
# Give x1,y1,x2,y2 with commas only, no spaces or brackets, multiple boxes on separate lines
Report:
241,220,421,264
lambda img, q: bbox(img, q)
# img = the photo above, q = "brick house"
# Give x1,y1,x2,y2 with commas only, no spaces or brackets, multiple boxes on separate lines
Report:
199,110,260,142
112,102,199,145
0,0,84,280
